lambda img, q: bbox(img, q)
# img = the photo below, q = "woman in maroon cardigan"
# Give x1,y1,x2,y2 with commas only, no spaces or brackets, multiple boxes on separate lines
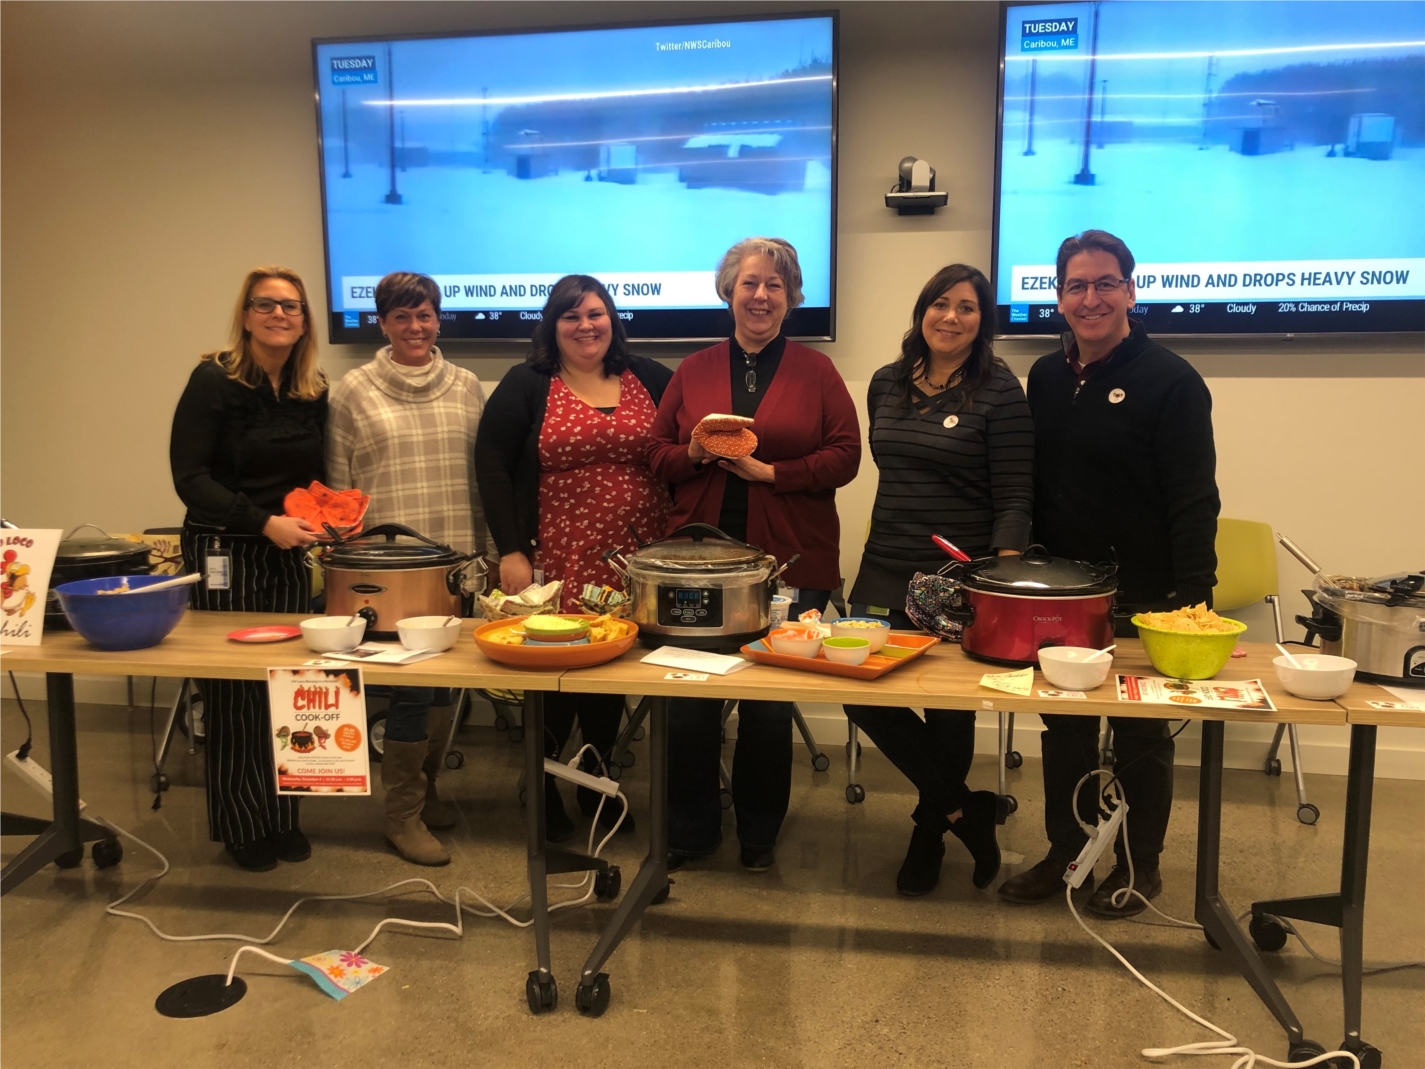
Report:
648,237,860,872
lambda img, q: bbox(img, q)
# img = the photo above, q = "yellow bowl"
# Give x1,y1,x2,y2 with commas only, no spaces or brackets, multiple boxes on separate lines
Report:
1131,614,1247,680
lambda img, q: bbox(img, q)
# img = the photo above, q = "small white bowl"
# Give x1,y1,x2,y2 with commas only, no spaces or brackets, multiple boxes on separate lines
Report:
768,628,824,658
829,617,892,652
1037,646,1113,691
1273,654,1357,700
822,636,872,665
301,615,366,653
397,615,464,652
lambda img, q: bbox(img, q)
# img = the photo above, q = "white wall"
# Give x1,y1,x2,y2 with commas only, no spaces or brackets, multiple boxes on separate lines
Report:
3,2,1422,772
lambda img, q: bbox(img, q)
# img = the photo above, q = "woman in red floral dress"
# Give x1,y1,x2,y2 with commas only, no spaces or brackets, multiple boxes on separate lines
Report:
476,275,672,839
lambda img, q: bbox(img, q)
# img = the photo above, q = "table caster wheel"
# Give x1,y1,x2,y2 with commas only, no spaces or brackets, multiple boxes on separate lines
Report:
1100,748,1115,766
1287,1039,1326,1063
811,753,830,772
509,727,524,744
651,879,672,905
92,837,123,870
718,789,733,810
606,763,622,782
149,772,169,794
1296,803,1319,825
845,740,862,758
54,847,84,870
1340,1037,1382,1069
594,865,622,902
575,973,611,1017
525,971,557,1014
1001,794,1018,816
444,750,465,770
633,725,645,741
494,714,509,733
1005,750,1023,770
845,784,865,804
619,750,636,769
1249,913,1289,952
1266,757,1282,777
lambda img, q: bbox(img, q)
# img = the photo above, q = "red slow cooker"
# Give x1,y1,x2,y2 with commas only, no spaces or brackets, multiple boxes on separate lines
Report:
944,546,1117,666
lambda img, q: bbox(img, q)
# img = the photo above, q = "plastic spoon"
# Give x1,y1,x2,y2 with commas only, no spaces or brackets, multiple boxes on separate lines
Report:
1276,643,1306,669
110,573,202,594
1087,644,1117,662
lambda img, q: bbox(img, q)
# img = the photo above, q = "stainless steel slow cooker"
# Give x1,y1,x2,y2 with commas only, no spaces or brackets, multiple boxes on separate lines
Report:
606,524,787,651
1298,571,1425,686
320,523,485,640
46,524,153,631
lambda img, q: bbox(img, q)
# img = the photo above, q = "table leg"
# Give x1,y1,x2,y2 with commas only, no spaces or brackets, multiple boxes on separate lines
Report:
2,673,114,896
1195,720,1307,1047
573,695,670,1016
523,690,558,1013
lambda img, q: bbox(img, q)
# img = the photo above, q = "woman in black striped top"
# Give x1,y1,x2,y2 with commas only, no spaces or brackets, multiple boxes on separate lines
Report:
844,264,1033,896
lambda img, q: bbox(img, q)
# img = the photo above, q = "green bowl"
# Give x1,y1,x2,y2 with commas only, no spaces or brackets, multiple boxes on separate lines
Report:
524,614,590,637
1131,614,1247,680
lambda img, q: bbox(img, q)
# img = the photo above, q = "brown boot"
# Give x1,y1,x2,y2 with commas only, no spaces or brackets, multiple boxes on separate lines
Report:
382,740,450,866
421,705,458,830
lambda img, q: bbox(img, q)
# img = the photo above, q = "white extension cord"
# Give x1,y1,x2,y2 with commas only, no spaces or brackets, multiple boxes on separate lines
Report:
1064,771,1361,1069
101,744,627,990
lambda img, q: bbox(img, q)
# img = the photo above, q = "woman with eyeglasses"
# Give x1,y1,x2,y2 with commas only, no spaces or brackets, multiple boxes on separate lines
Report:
170,267,328,872
647,237,861,873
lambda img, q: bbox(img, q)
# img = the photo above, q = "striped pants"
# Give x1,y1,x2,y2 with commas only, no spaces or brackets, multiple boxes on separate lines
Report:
181,524,311,845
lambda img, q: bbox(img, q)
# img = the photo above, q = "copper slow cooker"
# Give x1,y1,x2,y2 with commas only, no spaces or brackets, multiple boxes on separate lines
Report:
320,523,486,640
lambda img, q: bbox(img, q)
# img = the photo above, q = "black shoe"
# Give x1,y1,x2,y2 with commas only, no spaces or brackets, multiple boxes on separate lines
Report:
948,791,1003,890
272,828,311,863
998,852,1092,904
1087,863,1162,919
896,824,946,896
740,846,776,873
544,775,576,844
666,852,688,872
226,838,278,872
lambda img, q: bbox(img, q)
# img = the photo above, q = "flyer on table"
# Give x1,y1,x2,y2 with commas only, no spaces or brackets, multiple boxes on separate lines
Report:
268,667,371,795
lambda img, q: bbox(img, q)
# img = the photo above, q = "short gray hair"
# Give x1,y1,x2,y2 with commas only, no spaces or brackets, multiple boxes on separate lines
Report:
714,237,804,309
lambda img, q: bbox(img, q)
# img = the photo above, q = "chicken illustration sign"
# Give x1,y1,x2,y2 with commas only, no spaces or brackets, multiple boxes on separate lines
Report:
0,530,62,647
267,666,371,795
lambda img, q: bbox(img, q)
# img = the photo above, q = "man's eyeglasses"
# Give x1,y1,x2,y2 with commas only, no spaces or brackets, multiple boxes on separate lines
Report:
744,350,758,393
1061,277,1131,298
247,297,306,316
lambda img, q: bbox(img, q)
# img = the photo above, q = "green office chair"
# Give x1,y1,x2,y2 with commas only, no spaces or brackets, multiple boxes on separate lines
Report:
1216,518,1319,824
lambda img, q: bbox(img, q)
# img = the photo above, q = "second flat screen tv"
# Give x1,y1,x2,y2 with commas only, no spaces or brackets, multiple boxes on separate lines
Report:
313,14,837,343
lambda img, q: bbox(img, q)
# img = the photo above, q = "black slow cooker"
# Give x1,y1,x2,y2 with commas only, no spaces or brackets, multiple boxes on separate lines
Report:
47,524,153,630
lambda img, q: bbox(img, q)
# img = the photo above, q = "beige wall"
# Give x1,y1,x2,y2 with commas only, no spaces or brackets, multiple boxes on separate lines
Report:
3,0,1422,630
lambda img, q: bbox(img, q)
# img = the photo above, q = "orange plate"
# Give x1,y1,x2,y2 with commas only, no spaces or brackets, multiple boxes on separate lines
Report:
741,633,938,679
228,625,302,643
474,614,638,669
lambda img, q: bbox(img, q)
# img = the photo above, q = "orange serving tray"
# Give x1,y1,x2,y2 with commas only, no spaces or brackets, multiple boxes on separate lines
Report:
473,614,639,669
740,632,939,680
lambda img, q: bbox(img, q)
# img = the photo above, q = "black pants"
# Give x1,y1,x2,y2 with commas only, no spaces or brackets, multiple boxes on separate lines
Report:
182,524,310,845
543,691,624,768
667,589,830,856
1040,714,1174,864
842,606,975,832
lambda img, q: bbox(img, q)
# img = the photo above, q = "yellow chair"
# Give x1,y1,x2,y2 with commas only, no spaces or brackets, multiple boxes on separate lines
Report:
1215,518,1319,824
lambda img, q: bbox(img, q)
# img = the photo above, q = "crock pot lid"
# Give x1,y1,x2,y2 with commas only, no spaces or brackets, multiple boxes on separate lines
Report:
963,550,1116,594
325,535,460,568
57,526,150,562
633,536,765,568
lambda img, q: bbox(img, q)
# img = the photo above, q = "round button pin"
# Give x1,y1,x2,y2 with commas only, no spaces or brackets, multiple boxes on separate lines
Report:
1109,389,1126,404
943,415,959,428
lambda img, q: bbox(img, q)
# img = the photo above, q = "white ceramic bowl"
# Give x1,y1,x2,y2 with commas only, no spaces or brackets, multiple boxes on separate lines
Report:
768,628,824,658
1037,646,1113,691
397,615,464,652
829,617,892,652
1273,654,1357,700
822,636,872,665
301,615,366,653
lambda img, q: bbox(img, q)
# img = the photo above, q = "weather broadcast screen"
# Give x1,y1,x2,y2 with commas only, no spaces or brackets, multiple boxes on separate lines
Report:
313,14,836,343
994,1,1425,335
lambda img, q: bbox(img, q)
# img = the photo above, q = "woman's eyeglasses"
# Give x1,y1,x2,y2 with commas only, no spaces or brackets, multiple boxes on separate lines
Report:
744,351,757,393
247,297,306,316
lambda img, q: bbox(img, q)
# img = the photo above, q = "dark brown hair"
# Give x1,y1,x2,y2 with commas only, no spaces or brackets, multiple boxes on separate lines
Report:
526,275,632,376
1055,230,1136,294
889,264,1003,408
375,271,441,317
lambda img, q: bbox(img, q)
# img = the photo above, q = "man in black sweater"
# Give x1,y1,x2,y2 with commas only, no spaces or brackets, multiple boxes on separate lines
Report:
999,230,1220,918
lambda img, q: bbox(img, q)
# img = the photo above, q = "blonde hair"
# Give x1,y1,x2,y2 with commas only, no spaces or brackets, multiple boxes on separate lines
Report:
202,266,326,401
714,237,805,310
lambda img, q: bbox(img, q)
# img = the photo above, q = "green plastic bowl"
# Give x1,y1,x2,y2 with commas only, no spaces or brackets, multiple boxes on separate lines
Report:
1131,614,1247,679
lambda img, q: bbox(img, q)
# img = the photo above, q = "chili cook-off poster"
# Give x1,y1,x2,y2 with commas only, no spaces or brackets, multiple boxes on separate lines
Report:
0,529,62,648
267,666,371,795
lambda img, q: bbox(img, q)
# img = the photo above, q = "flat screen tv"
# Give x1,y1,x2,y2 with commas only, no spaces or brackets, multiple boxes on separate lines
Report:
993,1,1425,336
312,13,837,344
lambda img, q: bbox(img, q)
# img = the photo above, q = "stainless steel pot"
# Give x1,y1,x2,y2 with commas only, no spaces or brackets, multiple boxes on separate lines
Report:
605,524,791,651
320,523,485,640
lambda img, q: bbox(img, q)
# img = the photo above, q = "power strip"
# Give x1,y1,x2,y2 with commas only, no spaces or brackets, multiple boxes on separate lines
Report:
543,757,620,798
5,750,86,810
1064,792,1125,889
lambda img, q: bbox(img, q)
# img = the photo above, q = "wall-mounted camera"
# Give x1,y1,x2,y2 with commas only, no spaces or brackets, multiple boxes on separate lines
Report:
885,156,948,215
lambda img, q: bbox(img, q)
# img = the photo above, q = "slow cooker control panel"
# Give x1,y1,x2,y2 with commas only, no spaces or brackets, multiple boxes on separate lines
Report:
657,586,723,628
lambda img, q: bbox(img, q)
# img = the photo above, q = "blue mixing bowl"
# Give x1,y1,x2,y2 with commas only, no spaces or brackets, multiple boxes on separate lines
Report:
56,574,190,650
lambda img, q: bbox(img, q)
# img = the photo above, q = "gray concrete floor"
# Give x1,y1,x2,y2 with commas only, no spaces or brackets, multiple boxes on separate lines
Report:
2,695,1422,1069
